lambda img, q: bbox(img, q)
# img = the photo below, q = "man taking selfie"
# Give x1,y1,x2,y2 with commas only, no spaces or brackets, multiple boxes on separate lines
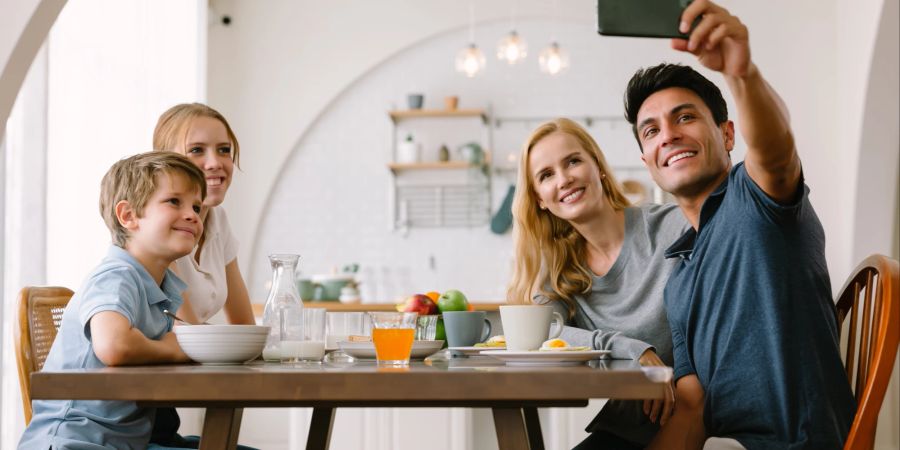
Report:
622,1,856,449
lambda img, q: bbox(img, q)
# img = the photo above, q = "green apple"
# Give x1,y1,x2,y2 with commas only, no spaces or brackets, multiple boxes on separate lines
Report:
437,289,469,312
435,318,446,343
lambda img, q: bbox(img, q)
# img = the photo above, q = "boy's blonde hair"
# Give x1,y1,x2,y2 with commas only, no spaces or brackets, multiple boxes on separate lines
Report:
99,152,207,247
153,103,241,168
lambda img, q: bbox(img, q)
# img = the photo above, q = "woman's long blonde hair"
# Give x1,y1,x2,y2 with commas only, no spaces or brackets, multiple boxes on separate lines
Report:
505,118,630,319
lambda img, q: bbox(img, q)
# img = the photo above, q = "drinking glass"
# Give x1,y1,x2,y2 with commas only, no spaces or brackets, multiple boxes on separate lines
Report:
324,312,366,363
415,314,439,341
279,308,304,364
282,308,326,365
369,312,417,366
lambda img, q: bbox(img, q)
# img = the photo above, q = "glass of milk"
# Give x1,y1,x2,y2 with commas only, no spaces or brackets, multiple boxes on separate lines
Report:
281,308,326,364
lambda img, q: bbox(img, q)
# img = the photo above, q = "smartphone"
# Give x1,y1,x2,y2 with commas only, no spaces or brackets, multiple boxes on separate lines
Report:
597,0,694,39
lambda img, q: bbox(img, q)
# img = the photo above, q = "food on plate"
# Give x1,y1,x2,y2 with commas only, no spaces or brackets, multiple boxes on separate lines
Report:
474,335,506,348
396,294,439,315
347,335,372,342
437,289,469,312
539,338,590,352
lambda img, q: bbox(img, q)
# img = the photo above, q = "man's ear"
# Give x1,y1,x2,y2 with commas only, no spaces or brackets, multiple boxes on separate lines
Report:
722,120,736,153
115,200,138,231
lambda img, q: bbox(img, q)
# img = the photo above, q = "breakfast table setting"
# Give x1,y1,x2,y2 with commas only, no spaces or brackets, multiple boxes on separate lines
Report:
31,261,671,449
30,304,671,450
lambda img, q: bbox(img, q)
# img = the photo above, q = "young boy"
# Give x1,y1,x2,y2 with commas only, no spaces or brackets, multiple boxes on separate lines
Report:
19,151,206,449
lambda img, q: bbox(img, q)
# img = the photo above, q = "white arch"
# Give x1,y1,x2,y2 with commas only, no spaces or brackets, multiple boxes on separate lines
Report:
0,0,66,143
851,0,900,262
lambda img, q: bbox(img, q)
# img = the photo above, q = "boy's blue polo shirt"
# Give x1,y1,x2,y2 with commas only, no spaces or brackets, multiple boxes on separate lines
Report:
663,163,855,450
19,245,186,450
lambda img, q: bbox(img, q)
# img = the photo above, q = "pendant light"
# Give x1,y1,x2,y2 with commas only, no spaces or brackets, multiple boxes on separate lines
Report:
539,0,569,76
456,3,486,77
538,42,569,75
497,31,528,65
496,2,527,65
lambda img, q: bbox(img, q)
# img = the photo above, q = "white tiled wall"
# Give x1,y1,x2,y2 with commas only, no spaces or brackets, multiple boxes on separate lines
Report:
246,18,734,303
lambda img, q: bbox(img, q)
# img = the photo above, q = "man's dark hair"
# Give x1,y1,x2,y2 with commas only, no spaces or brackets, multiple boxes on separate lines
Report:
624,64,728,150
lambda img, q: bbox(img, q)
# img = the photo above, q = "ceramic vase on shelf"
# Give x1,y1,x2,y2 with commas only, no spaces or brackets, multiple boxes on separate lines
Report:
261,254,304,361
397,134,421,164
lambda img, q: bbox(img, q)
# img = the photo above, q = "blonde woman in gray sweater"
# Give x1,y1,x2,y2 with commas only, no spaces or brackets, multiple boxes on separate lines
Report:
507,118,687,449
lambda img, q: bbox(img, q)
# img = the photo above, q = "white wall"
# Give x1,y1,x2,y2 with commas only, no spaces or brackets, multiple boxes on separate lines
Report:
45,0,205,289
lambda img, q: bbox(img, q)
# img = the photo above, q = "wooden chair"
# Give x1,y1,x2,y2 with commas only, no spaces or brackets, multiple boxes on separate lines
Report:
835,254,899,450
14,286,73,425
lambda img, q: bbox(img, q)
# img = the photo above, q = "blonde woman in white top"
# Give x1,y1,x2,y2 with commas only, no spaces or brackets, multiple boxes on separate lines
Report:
149,103,256,449
152,103,254,325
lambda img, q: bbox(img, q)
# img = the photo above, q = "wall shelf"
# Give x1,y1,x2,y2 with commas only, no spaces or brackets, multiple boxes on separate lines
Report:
387,106,493,231
389,108,488,125
387,161,479,173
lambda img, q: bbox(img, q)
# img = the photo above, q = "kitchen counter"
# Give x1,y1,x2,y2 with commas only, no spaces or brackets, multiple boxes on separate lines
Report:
251,302,504,315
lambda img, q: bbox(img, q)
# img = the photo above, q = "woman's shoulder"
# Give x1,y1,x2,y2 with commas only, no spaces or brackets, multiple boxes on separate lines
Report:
629,203,689,244
634,203,685,226
206,206,233,232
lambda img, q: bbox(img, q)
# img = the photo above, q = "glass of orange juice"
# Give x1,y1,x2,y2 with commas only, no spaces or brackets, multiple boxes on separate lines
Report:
369,312,418,366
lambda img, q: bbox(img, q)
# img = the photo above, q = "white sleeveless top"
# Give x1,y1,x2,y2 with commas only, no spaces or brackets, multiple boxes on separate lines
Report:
173,207,239,322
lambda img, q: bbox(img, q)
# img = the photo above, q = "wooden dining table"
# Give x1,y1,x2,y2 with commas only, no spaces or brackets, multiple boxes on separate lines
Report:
30,357,669,450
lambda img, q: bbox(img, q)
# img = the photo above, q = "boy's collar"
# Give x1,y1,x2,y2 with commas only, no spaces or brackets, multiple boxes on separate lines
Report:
106,245,186,305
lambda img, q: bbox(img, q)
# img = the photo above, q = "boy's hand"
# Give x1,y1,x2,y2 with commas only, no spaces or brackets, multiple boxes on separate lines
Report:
161,331,192,363
673,0,751,78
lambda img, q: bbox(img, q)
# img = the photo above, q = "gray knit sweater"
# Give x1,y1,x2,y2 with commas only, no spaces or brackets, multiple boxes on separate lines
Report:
535,203,688,446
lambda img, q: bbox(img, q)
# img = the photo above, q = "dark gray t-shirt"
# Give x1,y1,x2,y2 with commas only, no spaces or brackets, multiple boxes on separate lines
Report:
664,163,855,450
536,203,688,446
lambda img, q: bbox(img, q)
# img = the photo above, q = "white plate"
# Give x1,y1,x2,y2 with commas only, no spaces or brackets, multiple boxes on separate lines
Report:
449,346,506,357
480,350,610,366
339,340,444,360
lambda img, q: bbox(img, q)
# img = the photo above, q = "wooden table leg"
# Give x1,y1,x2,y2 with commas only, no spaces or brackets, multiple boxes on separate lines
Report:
523,407,545,450
306,407,336,450
199,407,243,450
492,407,531,450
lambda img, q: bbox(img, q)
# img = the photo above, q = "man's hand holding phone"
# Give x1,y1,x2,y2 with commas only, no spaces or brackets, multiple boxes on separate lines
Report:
672,0,751,78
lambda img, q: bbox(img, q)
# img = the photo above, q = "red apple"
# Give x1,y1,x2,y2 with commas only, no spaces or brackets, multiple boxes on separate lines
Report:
402,294,439,315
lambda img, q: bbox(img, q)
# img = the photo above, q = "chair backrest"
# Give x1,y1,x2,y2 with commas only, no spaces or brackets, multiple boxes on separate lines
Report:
14,286,73,425
835,254,899,450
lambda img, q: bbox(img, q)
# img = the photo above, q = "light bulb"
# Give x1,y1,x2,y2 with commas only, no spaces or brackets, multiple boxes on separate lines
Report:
496,31,528,65
538,42,569,76
455,43,486,78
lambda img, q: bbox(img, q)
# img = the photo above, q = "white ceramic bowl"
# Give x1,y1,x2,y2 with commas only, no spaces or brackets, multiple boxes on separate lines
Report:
173,324,269,335
175,336,267,345
174,325,270,364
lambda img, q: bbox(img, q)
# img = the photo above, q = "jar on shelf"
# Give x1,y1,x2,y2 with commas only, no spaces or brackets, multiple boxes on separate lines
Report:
396,134,421,164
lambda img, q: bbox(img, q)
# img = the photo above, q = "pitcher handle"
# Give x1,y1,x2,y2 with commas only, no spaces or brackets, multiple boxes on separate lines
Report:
548,312,564,339
480,319,492,343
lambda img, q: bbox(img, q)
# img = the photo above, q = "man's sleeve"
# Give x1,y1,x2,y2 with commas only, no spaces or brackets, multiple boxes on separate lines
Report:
671,323,695,381
734,162,807,225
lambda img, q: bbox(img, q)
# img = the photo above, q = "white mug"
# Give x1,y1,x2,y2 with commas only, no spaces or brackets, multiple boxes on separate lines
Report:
499,305,564,351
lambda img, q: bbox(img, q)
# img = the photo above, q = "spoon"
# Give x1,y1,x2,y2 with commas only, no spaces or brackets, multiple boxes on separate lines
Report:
163,309,208,325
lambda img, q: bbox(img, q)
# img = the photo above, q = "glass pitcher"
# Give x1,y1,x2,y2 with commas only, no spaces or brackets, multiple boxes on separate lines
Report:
261,254,304,361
